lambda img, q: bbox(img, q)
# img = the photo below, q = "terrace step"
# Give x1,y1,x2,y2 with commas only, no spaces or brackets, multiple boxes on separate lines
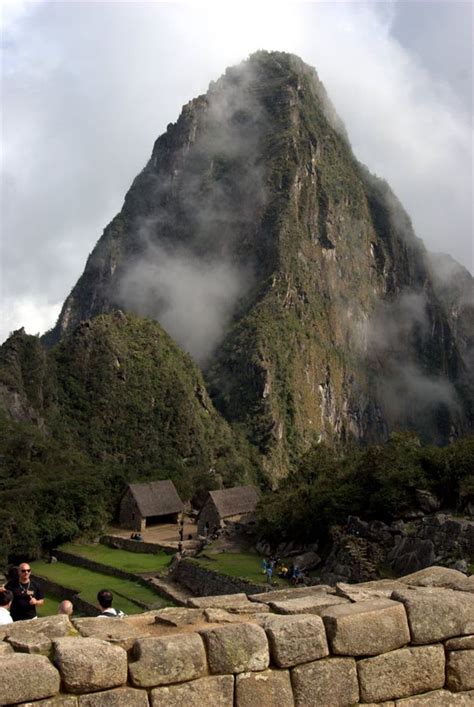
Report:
145,576,194,606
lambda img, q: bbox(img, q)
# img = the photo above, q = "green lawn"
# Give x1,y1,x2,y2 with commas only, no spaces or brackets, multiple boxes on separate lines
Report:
32,560,171,615
58,542,171,573
195,551,289,587
37,593,63,618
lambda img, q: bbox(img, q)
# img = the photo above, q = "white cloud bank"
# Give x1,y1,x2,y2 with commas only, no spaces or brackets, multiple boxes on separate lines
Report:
1,1,472,344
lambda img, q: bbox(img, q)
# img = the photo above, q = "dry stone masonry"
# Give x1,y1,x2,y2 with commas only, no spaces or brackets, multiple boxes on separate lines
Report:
1,567,474,706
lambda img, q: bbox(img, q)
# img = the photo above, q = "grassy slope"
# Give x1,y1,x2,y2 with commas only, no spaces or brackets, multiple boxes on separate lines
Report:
58,543,172,573
32,560,170,614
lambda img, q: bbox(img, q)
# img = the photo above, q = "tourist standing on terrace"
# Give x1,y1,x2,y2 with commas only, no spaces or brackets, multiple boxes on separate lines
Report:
5,563,44,621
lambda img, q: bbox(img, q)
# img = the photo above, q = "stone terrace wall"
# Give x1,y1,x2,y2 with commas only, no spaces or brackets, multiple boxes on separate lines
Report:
1,566,474,706
174,558,264,596
101,535,173,555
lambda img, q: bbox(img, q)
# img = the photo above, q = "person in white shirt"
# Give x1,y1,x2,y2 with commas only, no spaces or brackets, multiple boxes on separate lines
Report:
0,589,14,624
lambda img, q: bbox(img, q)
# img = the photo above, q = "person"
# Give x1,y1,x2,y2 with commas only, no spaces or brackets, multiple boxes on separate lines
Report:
97,589,125,618
0,590,13,625
261,558,268,574
58,599,74,616
266,563,273,585
5,563,44,621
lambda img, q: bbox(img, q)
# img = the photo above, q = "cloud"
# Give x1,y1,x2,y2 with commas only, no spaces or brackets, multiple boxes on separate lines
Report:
1,1,472,345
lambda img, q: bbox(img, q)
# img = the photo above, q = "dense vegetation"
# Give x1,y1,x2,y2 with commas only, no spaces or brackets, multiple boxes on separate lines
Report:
0,314,260,565
257,432,474,544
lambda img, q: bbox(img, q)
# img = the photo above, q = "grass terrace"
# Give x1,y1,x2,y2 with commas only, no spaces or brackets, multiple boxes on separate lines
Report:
32,560,171,615
194,549,289,587
58,542,172,573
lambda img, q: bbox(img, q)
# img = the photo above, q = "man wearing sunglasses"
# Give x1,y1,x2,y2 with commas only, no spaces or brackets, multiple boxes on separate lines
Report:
5,563,44,621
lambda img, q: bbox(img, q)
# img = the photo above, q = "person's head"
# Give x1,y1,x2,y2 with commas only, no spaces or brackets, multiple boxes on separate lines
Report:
0,590,13,609
58,599,73,616
18,563,32,583
97,589,113,609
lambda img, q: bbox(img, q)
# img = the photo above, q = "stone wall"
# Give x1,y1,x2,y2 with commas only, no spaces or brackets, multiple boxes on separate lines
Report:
1,566,474,706
174,558,264,596
100,535,172,555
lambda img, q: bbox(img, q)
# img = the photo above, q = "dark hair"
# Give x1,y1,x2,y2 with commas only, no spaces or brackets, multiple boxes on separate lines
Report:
0,589,13,607
97,589,113,609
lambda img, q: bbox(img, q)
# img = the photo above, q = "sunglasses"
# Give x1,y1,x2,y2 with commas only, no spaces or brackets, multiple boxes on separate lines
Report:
20,569,31,573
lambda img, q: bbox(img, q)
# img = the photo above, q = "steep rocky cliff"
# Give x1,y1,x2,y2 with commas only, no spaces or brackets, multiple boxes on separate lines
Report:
41,51,472,483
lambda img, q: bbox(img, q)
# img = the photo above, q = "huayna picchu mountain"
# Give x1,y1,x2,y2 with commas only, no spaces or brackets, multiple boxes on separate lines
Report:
4,51,474,490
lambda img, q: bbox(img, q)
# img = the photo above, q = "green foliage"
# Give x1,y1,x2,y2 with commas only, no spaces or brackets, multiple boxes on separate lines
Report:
257,433,474,544
0,315,261,563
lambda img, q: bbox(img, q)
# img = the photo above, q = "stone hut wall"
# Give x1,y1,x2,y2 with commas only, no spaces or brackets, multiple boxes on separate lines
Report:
119,489,143,531
197,498,220,536
3,570,473,706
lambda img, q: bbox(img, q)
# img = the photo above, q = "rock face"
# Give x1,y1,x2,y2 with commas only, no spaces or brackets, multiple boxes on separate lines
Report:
0,653,60,704
39,50,472,483
54,637,128,694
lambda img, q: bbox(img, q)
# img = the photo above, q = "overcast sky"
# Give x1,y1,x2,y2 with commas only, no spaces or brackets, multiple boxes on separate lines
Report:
1,0,472,344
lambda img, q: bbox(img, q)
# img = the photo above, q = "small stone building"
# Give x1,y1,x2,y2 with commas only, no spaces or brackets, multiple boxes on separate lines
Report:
119,480,184,531
197,486,259,536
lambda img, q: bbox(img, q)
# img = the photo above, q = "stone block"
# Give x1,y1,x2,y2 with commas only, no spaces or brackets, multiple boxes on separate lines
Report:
248,585,335,604
357,645,445,702
445,634,474,650
235,669,293,707
396,690,474,705
446,649,474,692
154,607,205,627
0,641,14,655
201,622,269,674
187,593,260,613
320,599,410,656
269,593,349,615
150,676,234,706
7,629,52,654
264,614,328,667
204,608,245,623
72,618,143,651
129,633,207,688
335,580,406,602
392,587,474,643
78,687,149,706
400,566,472,592
291,656,359,706
54,637,128,694
0,653,60,704
18,698,78,707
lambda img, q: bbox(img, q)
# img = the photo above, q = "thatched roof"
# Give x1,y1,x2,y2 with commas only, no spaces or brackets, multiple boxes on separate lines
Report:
206,486,259,519
126,480,184,517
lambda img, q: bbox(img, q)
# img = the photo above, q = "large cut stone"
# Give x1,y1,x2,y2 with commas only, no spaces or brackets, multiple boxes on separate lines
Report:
291,656,359,707
400,566,472,591
357,645,445,702
77,687,149,706
204,608,246,624
268,594,349,615
0,653,60,704
446,650,474,692
150,676,234,706
188,593,265,613
396,690,474,705
391,587,474,643
445,634,474,650
54,637,128,694
154,607,205,627
335,580,406,602
1,614,74,642
263,614,328,667
7,629,52,654
235,669,294,707
18,698,78,706
200,622,269,674
320,599,410,656
129,633,207,687
248,585,335,604
0,641,14,655
72,618,143,650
